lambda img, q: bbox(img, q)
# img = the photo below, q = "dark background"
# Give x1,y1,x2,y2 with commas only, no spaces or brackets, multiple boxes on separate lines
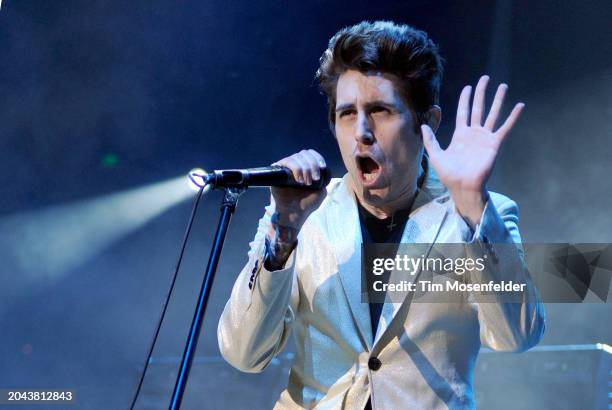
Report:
0,0,610,408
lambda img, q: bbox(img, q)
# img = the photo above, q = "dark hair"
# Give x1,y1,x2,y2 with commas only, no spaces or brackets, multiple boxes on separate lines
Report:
316,21,443,130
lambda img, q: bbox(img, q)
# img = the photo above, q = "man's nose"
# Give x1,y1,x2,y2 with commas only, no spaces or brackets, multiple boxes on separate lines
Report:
355,112,374,145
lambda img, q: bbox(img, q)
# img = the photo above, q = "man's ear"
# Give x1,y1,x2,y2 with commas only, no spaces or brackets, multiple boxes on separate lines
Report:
424,105,442,133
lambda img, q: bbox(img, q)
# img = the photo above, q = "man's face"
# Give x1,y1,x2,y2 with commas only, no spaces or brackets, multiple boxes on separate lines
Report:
334,69,424,212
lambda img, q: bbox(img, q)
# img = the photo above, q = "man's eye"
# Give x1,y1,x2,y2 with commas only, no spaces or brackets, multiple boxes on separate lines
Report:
340,110,356,118
371,106,390,115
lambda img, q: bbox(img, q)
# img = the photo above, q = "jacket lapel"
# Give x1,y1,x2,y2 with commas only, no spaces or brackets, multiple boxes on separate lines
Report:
372,186,449,346
326,174,449,351
327,175,373,351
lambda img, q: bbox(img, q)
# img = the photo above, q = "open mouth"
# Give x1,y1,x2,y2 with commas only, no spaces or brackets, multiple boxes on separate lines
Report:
356,155,382,186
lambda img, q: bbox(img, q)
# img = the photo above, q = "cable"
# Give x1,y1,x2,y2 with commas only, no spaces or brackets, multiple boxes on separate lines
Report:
129,184,207,409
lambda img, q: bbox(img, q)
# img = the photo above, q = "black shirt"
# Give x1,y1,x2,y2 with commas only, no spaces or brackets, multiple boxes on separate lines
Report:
356,199,413,341
357,199,413,410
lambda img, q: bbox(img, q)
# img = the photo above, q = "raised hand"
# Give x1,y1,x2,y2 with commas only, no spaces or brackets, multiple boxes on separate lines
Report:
421,75,524,227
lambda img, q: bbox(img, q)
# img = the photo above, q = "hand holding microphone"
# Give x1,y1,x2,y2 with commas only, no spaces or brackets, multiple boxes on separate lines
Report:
193,149,329,232
270,149,328,231
262,149,328,270
190,149,329,270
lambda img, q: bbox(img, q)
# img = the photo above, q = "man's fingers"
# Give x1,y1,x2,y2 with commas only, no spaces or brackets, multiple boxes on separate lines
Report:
421,124,442,155
496,102,525,141
484,83,507,131
308,149,327,170
273,158,290,169
301,150,321,182
275,149,328,186
281,156,305,184
470,75,489,127
421,124,444,177
456,85,472,128
293,153,313,185
274,157,301,184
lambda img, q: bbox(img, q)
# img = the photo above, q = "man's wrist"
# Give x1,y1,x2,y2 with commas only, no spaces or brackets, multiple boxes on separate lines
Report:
271,212,300,243
264,212,299,271
452,189,489,230
264,236,297,271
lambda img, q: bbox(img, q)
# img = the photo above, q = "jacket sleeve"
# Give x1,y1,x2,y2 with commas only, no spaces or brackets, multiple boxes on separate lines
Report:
217,197,300,373
465,194,546,352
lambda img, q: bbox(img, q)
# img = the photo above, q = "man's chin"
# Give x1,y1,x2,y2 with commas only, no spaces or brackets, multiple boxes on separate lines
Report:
361,186,390,206
348,173,391,205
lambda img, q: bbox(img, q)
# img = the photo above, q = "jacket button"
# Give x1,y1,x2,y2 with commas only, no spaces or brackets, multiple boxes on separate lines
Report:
368,357,382,371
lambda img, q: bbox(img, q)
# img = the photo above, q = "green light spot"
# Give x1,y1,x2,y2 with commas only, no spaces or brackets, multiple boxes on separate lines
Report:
101,153,119,168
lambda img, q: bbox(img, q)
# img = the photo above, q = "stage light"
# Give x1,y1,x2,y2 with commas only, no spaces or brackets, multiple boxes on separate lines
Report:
0,175,194,290
188,168,207,192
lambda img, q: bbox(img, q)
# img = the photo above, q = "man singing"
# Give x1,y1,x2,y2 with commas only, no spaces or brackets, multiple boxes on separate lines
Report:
217,21,545,409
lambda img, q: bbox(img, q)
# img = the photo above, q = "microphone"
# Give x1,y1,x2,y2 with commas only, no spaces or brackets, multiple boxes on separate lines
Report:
194,165,331,190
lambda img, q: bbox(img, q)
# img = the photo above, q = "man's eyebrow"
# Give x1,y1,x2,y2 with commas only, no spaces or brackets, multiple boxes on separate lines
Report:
335,100,401,112
364,100,400,110
335,103,354,112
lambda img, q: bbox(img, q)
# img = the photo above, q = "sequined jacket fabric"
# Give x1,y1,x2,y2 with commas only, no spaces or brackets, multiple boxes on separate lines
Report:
217,174,546,410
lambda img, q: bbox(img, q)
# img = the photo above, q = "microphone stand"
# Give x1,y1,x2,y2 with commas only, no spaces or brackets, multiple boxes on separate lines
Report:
169,187,244,409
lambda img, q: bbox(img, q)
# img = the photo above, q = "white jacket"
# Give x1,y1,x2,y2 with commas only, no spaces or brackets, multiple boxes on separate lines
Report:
218,174,545,410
